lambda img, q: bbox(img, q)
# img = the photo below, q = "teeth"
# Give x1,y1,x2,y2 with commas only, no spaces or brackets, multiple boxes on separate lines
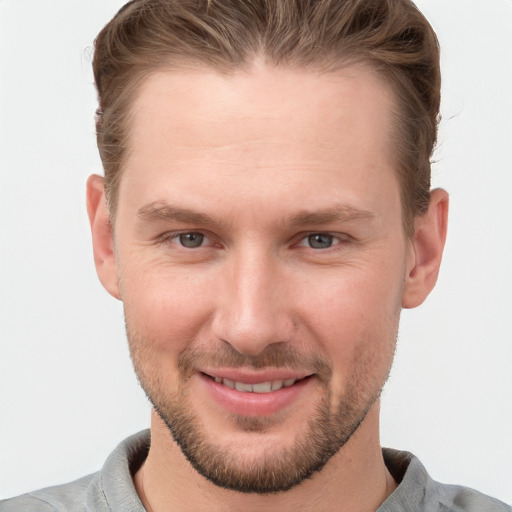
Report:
252,381,272,393
223,378,235,389
271,380,284,391
213,376,299,393
235,382,253,392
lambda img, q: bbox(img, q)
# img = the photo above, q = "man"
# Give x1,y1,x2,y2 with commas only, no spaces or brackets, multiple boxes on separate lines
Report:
1,0,509,511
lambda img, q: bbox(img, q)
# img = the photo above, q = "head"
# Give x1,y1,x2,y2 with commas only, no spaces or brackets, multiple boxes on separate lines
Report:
88,0,448,496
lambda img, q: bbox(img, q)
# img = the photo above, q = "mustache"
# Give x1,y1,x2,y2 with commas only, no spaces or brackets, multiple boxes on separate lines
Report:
177,342,332,382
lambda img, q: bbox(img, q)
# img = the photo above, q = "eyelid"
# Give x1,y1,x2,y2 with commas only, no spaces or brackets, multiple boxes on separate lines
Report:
156,230,352,250
158,230,217,248
295,232,350,248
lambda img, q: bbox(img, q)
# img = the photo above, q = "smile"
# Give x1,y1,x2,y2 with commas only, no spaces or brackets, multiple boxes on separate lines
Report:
211,376,302,393
199,371,315,416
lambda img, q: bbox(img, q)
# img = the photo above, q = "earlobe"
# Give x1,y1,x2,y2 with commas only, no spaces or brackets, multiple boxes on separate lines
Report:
402,188,449,309
86,174,121,300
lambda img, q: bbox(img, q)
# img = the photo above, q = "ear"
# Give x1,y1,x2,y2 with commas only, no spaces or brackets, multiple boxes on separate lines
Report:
86,174,120,299
402,188,449,309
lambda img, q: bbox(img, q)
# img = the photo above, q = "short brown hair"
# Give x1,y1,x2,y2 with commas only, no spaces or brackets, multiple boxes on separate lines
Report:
93,0,440,234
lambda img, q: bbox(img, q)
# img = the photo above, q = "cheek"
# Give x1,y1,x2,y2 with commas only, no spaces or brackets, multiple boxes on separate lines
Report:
297,258,404,334
119,258,218,353
294,262,403,389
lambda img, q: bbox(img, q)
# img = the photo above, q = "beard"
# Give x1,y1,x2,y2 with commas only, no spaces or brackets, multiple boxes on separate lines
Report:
127,324,393,495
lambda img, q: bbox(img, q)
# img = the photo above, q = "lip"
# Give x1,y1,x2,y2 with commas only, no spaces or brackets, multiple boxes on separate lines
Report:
199,367,312,384
199,370,314,417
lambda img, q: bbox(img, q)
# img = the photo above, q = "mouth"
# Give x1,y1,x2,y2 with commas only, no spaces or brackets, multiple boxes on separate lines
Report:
197,369,315,417
203,373,310,394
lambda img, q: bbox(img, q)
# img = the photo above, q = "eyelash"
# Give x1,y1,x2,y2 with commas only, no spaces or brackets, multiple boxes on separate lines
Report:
297,233,345,250
159,231,214,249
158,231,350,251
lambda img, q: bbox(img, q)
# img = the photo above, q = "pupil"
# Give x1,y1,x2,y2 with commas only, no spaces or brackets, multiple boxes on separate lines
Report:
308,234,333,249
179,233,204,248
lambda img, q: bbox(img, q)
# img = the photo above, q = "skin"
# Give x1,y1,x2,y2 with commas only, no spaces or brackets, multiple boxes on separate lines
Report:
87,63,448,512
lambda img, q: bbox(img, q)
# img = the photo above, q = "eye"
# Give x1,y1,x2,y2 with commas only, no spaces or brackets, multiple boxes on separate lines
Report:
307,233,334,249
176,232,205,248
299,233,337,249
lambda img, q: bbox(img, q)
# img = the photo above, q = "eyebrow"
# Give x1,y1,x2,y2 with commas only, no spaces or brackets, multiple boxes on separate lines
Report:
138,202,226,229
137,201,376,228
288,206,376,226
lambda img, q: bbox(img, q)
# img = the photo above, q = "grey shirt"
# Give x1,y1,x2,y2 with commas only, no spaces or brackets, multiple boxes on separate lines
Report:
1,430,509,512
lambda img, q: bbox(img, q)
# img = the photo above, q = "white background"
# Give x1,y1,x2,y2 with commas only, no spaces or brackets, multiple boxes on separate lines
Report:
1,0,511,504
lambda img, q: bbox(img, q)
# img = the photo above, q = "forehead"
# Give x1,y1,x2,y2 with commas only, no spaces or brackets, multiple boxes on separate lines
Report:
119,63,399,221
128,63,394,154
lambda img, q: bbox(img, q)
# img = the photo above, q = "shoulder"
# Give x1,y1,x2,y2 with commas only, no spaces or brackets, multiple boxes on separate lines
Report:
435,483,511,512
0,473,99,512
381,448,511,512
0,431,150,512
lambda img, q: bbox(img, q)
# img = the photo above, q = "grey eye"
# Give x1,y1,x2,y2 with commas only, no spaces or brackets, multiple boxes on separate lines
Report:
307,233,334,249
178,232,205,248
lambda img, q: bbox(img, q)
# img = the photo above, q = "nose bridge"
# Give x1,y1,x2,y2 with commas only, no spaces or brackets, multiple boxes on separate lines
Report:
212,242,293,355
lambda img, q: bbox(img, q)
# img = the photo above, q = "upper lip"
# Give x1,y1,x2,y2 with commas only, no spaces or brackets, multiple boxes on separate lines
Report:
199,367,313,384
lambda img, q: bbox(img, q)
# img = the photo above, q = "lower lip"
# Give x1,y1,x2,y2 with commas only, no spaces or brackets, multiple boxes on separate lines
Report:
200,374,312,417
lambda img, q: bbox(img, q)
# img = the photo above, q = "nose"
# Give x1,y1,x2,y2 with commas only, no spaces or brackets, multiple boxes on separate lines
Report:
211,248,295,355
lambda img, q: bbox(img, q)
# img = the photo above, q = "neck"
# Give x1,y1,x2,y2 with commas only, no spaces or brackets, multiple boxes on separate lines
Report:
134,402,397,512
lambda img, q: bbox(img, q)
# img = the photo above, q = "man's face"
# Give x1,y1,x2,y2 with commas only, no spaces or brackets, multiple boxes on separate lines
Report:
113,64,412,492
